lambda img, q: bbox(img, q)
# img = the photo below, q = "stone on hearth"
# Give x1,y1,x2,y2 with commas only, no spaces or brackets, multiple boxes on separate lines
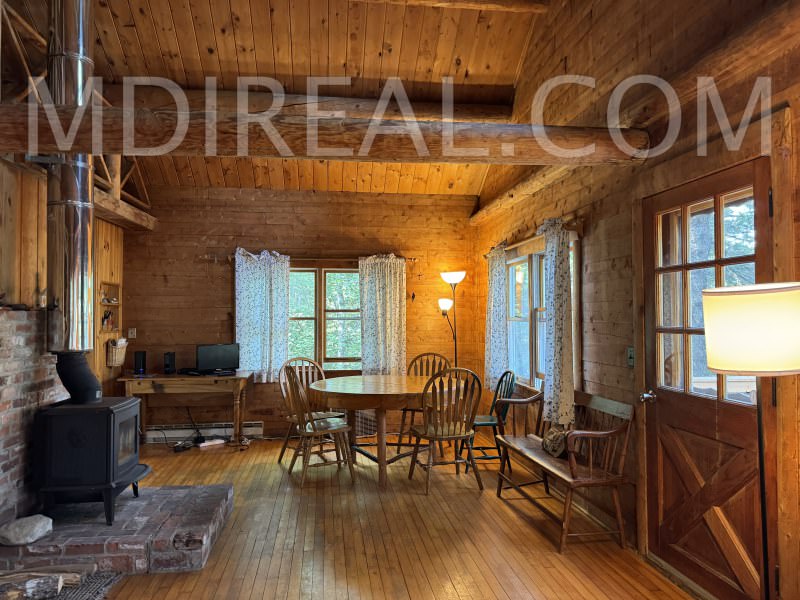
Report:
0,515,53,546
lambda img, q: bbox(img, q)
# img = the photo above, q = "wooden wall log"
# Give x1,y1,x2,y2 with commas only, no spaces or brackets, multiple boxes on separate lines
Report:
0,104,649,165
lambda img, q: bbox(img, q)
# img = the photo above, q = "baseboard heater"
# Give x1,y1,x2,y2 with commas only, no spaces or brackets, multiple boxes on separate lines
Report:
145,421,264,443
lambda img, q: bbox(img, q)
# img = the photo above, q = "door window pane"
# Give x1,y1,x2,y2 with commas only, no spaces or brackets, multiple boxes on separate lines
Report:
689,335,716,397
722,189,755,258
325,272,360,310
725,375,756,404
508,261,529,317
658,333,684,390
658,271,683,328
289,319,315,358
508,320,531,383
658,210,683,267
723,262,756,287
325,312,361,359
688,199,715,263
688,268,715,328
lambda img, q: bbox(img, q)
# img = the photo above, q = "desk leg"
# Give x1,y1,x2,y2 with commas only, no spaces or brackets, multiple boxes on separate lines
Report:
233,389,242,443
347,410,357,464
377,408,387,489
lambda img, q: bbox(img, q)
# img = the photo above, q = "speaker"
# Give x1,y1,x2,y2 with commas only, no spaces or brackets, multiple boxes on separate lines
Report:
163,352,176,375
134,351,146,375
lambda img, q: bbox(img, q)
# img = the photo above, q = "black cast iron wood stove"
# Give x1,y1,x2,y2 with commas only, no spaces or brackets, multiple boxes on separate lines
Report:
35,396,151,525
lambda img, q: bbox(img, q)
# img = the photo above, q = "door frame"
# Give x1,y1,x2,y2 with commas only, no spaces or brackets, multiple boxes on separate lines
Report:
631,109,791,598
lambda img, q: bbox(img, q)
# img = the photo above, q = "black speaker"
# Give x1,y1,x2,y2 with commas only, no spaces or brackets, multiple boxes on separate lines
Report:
164,352,176,375
134,351,146,375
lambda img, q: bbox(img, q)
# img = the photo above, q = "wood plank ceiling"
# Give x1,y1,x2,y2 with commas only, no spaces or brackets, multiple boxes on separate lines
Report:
9,0,539,196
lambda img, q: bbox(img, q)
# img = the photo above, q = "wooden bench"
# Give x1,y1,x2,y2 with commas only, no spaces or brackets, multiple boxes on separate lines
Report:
495,391,634,552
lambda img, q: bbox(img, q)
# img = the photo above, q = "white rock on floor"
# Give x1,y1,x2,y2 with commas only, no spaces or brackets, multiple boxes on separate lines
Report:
0,514,53,546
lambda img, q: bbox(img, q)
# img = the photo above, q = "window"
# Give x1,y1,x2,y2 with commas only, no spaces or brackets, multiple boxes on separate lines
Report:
507,244,579,387
289,268,362,371
655,185,758,403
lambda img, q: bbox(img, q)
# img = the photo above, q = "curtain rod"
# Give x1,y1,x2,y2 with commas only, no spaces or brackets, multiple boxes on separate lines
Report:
483,215,584,258
199,253,417,263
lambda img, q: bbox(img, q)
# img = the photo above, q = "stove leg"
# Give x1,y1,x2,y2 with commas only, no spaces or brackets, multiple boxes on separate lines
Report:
102,490,115,525
132,481,139,498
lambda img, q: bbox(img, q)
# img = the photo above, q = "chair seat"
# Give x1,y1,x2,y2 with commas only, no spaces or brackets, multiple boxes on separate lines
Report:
411,423,474,440
287,410,343,424
301,417,350,435
497,434,622,486
473,414,499,427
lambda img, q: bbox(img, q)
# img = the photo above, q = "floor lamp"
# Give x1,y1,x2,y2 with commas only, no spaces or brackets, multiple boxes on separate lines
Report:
702,282,800,600
439,270,466,367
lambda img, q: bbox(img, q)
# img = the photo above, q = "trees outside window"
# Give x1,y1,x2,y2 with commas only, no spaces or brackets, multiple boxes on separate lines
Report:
288,268,362,371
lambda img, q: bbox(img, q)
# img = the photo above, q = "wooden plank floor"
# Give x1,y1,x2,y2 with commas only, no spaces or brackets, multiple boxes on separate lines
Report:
110,439,690,600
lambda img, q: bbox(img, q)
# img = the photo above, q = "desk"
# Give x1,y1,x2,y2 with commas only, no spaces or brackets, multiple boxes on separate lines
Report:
309,375,429,488
119,373,253,447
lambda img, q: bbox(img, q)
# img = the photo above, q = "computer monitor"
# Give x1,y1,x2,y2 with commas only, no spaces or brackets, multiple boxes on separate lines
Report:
196,343,239,373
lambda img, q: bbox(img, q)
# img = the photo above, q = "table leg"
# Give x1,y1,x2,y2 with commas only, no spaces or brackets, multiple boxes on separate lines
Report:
377,408,387,488
347,410,357,464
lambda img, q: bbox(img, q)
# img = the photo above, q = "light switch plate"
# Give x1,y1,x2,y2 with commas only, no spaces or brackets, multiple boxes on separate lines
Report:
127,327,137,339
626,346,635,368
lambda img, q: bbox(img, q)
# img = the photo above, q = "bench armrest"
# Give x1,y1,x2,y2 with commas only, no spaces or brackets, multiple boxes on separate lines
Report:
565,425,628,452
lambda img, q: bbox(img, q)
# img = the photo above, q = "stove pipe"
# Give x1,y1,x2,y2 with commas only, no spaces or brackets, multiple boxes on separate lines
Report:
46,0,101,403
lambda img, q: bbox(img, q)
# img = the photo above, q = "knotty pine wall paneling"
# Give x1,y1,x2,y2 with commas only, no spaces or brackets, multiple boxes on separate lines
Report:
123,188,480,434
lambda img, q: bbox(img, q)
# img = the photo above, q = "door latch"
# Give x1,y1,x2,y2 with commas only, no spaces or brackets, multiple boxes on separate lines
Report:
639,390,657,403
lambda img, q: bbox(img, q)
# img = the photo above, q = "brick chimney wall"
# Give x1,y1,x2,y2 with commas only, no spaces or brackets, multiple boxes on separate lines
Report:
0,309,67,524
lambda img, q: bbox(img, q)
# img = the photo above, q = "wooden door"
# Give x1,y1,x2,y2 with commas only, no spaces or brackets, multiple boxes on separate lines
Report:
643,159,775,600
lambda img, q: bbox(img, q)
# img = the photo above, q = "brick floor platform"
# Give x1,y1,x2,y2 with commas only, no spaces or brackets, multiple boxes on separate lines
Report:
0,485,233,574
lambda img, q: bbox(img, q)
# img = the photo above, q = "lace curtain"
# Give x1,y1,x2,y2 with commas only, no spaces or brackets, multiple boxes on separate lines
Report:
234,247,290,383
537,219,575,426
359,254,407,375
484,245,509,389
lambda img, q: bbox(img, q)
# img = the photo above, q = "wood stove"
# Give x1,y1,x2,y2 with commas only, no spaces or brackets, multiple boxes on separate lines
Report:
35,397,151,525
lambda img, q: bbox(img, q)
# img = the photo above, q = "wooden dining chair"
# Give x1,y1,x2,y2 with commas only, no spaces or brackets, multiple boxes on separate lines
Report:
396,352,450,455
277,357,343,464
283,366,355,486
458,370,515,471
408,368,483,495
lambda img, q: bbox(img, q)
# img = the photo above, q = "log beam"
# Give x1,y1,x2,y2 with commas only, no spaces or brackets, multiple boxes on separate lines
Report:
102,84,513,123
0,104,649,166
352,0,548,13
94,187,157,231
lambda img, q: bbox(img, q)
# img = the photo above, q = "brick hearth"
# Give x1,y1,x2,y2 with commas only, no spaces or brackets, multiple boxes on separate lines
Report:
0,484,233,574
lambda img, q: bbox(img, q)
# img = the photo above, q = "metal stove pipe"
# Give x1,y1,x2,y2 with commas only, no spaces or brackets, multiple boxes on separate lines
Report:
46,0,95,354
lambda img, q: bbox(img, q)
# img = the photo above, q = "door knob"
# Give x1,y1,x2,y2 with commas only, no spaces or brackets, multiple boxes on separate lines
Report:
640,390,657,403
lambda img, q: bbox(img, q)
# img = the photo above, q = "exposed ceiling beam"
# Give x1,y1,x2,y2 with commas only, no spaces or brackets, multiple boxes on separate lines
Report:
102,84,513,123
94,187,157,231
471,0,800,223
352,0,549,13
0,104,649,166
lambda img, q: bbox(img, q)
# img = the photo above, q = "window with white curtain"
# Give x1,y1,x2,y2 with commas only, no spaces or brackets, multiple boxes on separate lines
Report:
506,243,581,387
288,267,362,371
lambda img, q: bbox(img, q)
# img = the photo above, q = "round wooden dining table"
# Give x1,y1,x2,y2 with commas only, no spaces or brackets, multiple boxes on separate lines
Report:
309,375,429,488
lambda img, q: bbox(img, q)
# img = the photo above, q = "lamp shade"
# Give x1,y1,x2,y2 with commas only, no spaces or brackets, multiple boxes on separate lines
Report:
441,271,466,285
702,282,800,375
438,298,454,312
